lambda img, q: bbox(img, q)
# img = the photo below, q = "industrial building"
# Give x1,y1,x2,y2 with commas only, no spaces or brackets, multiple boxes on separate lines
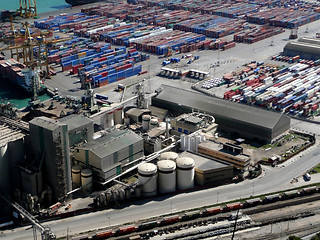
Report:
179,151,233,186
152,85,290,143
198,141,251,170
73,129,144,182
170,112,216,136
283,37,320,60
29,115,94,201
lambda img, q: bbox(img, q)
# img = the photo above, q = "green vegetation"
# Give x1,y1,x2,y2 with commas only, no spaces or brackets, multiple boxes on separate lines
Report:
310,163,320,174
311,232,320,240
288,236,302,240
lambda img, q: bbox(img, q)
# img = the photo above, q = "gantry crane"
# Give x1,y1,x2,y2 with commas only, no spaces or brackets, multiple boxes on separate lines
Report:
18,0,37,19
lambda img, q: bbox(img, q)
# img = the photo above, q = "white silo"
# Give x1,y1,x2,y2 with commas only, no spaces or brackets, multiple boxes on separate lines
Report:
157,160,176,194
176,157,195,190
138,163,157,196
142,115,151,132
106,112,114,128
149,118,158,130
159,151,179,161
71,165,82,187
114,108,123,125
81,169,92,192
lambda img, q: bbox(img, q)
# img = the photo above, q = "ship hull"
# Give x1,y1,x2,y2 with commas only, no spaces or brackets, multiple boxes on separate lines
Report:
65,0,106,6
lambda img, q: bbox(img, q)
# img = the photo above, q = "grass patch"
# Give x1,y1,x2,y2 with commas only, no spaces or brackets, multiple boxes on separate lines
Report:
310,163,320,174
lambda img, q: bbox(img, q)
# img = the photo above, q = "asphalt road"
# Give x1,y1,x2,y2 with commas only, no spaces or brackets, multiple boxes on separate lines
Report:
3,119,320,240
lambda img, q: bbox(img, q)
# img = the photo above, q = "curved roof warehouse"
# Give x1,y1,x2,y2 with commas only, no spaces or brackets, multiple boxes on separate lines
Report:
152,85,290,143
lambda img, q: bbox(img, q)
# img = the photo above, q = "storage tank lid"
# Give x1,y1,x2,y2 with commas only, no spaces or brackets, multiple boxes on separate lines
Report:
138,163,157,175
81,169,92,176
72,165,82,172
150,118,158,124
160,152,178,160
157,160,176,171
142,115,151,120
176,157,195,169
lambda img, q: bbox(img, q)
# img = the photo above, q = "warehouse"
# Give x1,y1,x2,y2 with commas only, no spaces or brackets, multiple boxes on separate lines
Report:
73,129,144,182
283,37,320,60
152,85,290,143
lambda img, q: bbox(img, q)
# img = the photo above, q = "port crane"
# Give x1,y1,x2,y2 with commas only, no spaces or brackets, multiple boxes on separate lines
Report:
18,0,37,18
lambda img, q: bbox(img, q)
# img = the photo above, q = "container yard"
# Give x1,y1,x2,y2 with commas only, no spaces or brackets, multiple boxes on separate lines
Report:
221,59,320,118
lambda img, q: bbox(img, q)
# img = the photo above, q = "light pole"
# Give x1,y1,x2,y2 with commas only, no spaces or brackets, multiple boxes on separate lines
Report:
106,214,110,227
252,180,254,197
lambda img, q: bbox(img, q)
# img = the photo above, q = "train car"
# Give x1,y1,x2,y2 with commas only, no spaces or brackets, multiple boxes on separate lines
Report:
94,230,114,239
182,210,202,221
160,215,180,226
282,190,299,199
301,186,318,195
203,206,223,216
224,202,243,211
244,198,262,207
263,194,281,203
138,220,159,231
116,225,138,235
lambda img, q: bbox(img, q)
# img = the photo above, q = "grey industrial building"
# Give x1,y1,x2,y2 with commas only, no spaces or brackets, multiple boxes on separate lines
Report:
73,129,144,182
283,37,320,60
29,115,94,201
152,85,290,143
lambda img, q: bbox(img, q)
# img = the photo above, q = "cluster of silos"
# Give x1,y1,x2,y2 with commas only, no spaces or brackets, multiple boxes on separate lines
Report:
106,108,123,128
142,115,159,132
181,134,206,153
72,165,93,191
137,152,195,196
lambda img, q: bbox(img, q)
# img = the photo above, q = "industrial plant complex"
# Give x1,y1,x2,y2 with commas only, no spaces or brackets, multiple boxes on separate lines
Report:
1,0,320,239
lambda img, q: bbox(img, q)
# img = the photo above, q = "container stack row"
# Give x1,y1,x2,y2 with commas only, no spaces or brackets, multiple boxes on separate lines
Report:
173,14,246,38
223,61,320,117
246,8,320,28
234,26,285,44
132,30,205,55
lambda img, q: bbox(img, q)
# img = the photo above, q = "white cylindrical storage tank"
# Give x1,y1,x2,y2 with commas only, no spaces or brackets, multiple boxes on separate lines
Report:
106,112,114,128
142,115,151,132
176,157,195,190
149,118,158,130
81,169,92,192
114,108,123,125
157,160,176,194
138,163,157,196
71,165,82,187
159,151,179,161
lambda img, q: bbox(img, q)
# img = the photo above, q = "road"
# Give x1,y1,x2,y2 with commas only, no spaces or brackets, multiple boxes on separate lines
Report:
2,118,320,239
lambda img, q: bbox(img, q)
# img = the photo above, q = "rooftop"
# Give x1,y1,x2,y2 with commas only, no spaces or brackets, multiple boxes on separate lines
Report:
179,151,231,172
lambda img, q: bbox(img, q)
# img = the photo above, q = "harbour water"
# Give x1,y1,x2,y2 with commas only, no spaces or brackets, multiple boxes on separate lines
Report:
1,0,69,108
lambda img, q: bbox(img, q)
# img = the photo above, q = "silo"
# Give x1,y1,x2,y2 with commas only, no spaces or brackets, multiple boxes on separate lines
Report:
138,163,157,196
142,115,151,132
71,165,82,187
0,143,9,193
157,160,176,194
81,169,92,192
114,108,123,125
106,112,114,128
149,118,158,130
159,151,179,161
176,157,195,190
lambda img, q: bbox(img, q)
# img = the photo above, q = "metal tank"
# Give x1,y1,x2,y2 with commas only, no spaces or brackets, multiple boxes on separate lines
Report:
71,165,82,187
159,151,179,161
157,160,176,194
142,115,151,132
176,157,195,190
114,108,123,125
81,169,92,192
0,143,9,194
138,163,157,196
149,118,158,130
106,112,114,128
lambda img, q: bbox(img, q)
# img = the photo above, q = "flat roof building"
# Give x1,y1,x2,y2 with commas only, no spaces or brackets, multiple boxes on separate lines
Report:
152,85,290,143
